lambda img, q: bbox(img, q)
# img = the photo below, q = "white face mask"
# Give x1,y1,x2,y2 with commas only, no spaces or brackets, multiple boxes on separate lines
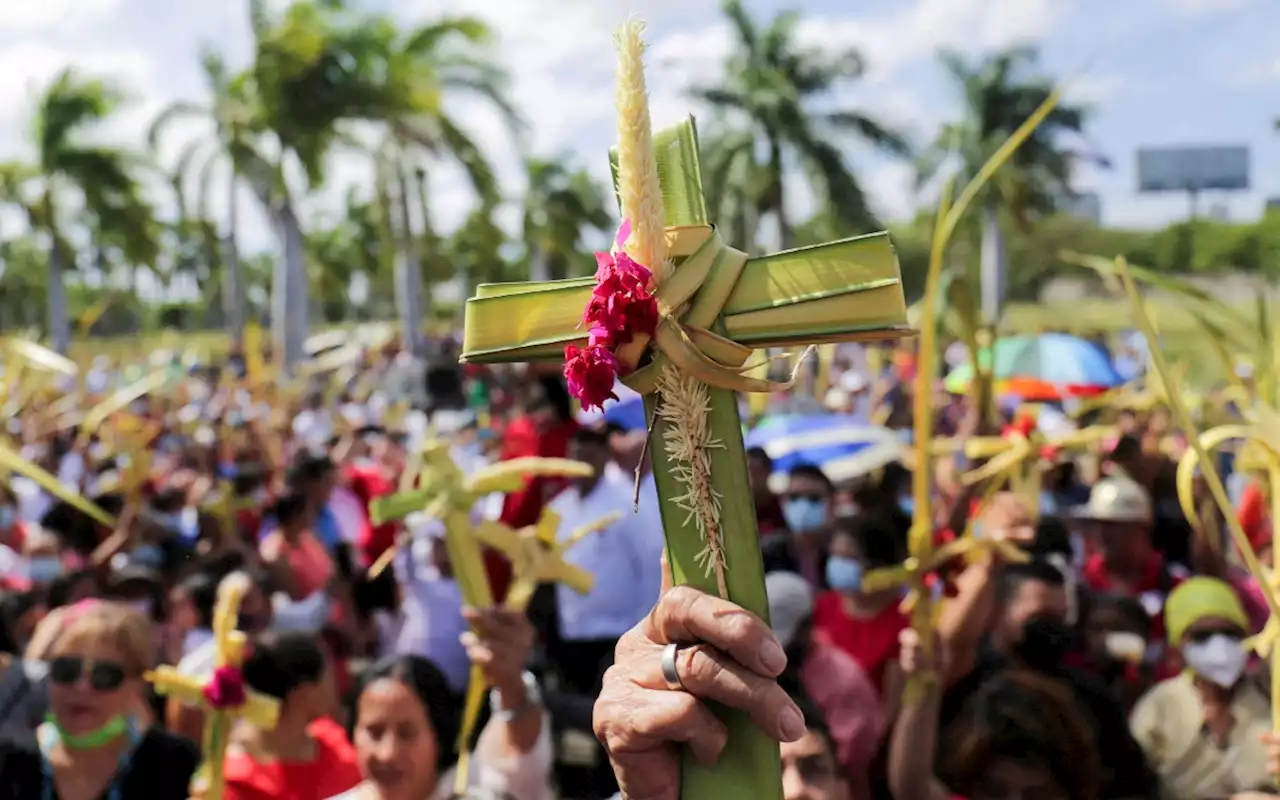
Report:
1183,633,1248,688
1104,631,1146,663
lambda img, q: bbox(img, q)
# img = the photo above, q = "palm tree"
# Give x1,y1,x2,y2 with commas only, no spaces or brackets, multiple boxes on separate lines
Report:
692,0,910,249
368,14,518,352
0,69,156,353
917,46,1087,320
522,157,612,281
147,48,259,344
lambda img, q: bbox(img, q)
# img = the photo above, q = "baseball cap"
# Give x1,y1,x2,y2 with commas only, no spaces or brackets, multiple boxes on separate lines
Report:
1071,476,1153,524
765,571,814,649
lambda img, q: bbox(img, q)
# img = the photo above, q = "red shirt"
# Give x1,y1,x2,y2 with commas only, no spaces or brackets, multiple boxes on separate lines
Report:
223,717,361,800
495,416,578,600
1239,480,1270,552
811,591,909,692
344,461,397,564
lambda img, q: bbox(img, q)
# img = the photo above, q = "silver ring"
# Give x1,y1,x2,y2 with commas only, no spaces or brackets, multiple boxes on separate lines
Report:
660,643,685,691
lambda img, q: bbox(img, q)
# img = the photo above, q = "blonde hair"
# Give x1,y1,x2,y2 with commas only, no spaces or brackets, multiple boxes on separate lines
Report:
28,600,154,675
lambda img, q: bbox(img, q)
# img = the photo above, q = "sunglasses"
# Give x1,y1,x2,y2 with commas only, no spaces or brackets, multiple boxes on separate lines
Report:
1182,629,1243,646
47,656,131,692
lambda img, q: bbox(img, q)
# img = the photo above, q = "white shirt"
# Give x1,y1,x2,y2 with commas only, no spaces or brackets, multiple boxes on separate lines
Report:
550,465,664,641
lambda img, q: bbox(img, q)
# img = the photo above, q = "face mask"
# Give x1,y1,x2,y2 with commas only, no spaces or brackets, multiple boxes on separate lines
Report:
1039,490,1059,515
131,544,165,569
898,496,914,516
26,555,63,583
1183,634,1247,689
783,498,827,533
1012,614,1072,672
0,506,14,530
45,712,135,750
1103,631,1146,663
825,556,864,593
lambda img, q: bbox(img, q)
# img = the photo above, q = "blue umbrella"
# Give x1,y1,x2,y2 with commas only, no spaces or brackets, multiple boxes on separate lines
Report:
1006,333,1124,388
745,414,902,476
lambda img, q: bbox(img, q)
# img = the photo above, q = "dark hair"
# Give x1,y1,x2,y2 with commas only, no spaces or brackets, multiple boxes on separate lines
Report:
44,570,101,609
943,670,1101,800
242,631,327,701
176,571,219,630
350,654,460,771
747,447,773,471
571,426,610,448
288,453,335,487
996,560,1067,606
272,492,310,528
787,463,834,494
786,691,835,763
1027,516,1072,561
0,589,41,654
832,511,907,569
1108,435,1142,465
1083,592,1152,637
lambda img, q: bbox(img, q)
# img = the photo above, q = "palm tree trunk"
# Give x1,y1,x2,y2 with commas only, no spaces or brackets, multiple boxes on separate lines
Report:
769,140,792,250
271,203,308,373
412,168,435,322
395,167,423,356
47,236,70,354
978,202,1006,322
223,174,246,344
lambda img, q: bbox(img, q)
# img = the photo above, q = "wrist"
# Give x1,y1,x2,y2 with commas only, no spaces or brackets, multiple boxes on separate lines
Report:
490,671,541,721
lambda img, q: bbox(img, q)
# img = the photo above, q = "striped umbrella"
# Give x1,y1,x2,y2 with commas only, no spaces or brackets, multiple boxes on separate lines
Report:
745,414,906,485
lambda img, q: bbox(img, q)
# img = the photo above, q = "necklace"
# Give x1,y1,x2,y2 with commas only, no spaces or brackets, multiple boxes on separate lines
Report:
38,715,141,800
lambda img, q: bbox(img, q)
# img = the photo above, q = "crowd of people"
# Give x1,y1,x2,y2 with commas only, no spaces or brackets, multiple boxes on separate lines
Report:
2,336,1280,800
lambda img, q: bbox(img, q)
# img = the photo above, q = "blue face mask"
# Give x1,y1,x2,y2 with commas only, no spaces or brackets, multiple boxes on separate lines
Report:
0,505,14,531
783,497,827,533
825,556,864,593
1039,490,1059,515
131,544,165,569
26,555,62,583
898,496,914,516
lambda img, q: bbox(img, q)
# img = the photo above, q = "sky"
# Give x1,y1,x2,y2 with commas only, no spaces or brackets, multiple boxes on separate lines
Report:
0,0,1276,262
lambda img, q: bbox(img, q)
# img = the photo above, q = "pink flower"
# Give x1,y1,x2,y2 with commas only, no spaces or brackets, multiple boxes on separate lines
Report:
584,250,658,347
202,665,247,709
564,344,620,411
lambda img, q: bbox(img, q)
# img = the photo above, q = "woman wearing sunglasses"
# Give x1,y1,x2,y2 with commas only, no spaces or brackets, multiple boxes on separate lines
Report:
0,600,200,799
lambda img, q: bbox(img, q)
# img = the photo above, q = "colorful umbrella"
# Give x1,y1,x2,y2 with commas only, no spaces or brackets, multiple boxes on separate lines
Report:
745,414,904,478
945,334,1123,400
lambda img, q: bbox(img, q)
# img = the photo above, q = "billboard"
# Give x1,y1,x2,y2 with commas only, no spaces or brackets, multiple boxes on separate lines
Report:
1137,146,1250,192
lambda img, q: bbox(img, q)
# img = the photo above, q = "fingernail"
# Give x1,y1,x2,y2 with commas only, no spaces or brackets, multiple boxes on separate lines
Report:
761,640,787,674
779,705,805,742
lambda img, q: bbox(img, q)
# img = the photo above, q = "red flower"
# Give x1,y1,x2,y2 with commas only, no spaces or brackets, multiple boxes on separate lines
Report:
583,250,658,347
564,344,620,411
202,665,247,709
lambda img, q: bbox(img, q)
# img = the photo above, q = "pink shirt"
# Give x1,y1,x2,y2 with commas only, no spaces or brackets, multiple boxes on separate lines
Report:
262,530,334,599
801,637,886,800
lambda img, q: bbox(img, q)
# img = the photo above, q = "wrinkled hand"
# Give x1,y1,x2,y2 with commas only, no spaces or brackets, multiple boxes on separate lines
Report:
593,556,805,800
461,606,535,697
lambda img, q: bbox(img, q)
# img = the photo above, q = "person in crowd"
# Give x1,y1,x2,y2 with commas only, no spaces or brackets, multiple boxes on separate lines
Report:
767,570,882,799
547,426,664,697
261,492,335,602
1078,591,1158,711
888,627,1103,800
0,600,200,799
1076,475,1187,641
388,515,468,693
0,591,51,739
495,379,579,600
332,605,551,799
941,495,1160,800
747,447,787,536
811,510,909,694
222,631,360,800
287,453,343,554
1130,576,1274,799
